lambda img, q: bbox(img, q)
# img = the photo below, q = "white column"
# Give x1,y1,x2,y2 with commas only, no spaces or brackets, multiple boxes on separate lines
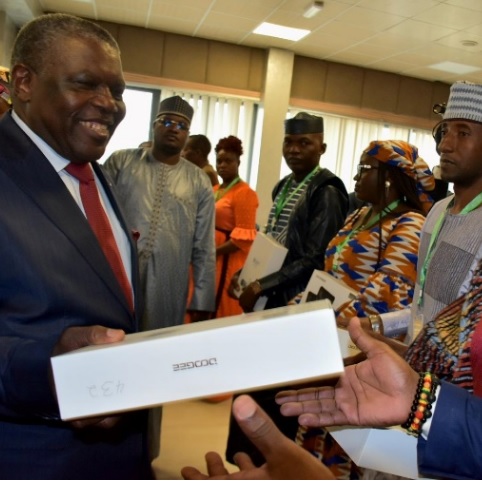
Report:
255,48,294,226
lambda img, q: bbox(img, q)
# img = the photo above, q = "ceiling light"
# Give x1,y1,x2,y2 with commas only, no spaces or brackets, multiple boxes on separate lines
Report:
253,22,310,42
461,40,478,47
428,61,480,75
303,1,324,19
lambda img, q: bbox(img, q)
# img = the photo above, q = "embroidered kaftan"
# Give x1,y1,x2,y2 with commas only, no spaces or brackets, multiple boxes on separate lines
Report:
104,148,215,330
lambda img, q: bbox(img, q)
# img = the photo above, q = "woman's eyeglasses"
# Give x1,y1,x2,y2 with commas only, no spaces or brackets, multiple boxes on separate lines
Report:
356,164,378,176
156,117,189,131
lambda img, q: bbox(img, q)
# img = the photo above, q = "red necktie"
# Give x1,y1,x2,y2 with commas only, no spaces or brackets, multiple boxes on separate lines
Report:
65,162,134,312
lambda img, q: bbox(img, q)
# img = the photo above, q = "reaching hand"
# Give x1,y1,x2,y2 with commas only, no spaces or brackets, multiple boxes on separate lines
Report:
276,317,419,429
181,394,334,480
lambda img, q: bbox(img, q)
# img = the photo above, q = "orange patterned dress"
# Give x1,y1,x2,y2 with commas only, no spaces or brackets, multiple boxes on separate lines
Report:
213,181,258,318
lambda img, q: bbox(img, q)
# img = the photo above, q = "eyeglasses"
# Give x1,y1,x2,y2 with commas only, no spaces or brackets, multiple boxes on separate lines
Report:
356,164,378,176
156,117,189,131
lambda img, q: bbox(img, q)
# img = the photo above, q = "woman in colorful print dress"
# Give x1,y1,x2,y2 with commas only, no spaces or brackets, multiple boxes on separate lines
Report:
298,140,435,479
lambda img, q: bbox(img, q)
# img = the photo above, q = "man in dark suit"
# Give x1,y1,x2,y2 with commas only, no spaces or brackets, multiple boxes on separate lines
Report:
0,13,151,478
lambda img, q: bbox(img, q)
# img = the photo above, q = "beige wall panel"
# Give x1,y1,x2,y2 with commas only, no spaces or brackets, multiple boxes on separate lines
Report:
206,42,252,89
93,20,450,125
162,34,208,83
290,56,328,100
397,77,433,118
247,49,266,92
117,26,164,76
325,63,364,106
361,70,400,113
430,81,451,123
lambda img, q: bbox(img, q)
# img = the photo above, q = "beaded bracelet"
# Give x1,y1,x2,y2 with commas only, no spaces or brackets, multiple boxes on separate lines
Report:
401,372,439,437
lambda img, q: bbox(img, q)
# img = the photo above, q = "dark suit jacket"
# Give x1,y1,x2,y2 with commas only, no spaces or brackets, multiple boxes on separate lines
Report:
417,381,482,479
0,113,150,479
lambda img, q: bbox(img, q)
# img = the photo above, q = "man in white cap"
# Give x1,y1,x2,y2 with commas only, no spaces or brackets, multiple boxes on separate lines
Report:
359,80,482,343
104,95,216,330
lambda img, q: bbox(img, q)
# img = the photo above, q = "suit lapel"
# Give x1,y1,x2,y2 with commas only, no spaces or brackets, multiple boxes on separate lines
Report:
0,115,134,317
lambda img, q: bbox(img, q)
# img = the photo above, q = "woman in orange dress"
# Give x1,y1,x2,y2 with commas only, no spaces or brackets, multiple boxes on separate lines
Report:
213,136,258,318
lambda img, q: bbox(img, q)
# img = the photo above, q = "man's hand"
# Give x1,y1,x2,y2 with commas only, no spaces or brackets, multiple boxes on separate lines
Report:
52,325,125,430
181,394,334,480
238,281,262,313
276,317,419,429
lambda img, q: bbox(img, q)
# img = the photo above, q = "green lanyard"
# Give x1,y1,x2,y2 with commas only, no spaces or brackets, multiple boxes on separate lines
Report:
274,166,320,220
332,199,401,271
418,191,482,306
215,176,240,202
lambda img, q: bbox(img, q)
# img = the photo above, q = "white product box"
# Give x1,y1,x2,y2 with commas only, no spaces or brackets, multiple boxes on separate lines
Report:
235,232,288,311
51,299,343,421
300,269,358,309
329,425,419,479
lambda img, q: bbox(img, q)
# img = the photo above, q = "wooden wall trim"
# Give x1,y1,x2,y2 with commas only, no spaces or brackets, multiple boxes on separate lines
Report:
124,72,261,101
290,97,437,131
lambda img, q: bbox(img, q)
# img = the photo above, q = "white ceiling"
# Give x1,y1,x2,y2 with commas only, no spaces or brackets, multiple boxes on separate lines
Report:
4,0,482,84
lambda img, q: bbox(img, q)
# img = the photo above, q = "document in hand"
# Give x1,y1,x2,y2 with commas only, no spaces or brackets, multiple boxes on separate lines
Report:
300,269,358,310
235,232,288,311
299,271,361,359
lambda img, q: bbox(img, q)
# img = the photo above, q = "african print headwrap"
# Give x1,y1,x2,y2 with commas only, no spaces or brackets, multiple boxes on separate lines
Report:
363,140,435,213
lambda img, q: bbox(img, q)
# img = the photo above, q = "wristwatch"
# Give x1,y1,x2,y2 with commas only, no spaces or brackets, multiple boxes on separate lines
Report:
368,314,383,335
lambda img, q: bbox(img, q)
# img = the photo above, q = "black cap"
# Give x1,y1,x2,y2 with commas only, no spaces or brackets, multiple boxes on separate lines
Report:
284,112,324,134
156,95,194,123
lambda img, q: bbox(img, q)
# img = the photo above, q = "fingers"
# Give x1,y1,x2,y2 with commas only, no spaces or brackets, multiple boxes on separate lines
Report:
180,452,228,480
181,466,208,480
53,326,125,356
205,452,230,477
274,389,299,404
231,395,287,460
347,317,387,359
70,415,122,430
232,452,256,471
276,387,335,405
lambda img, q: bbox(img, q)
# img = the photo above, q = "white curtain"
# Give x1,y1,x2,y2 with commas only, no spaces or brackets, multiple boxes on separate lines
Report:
160,89,256,182
157,89,439,193
280,109,438,193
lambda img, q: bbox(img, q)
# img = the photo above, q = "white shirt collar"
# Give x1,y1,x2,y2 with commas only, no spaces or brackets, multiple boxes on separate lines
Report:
12,110,70,173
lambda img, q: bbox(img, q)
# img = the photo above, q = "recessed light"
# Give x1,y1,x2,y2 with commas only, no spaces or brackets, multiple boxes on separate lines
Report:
461,40,478,47
253,22,310,42
429,61,480,75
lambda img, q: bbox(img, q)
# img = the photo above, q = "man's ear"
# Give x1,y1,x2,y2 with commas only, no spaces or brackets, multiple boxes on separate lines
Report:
320,142,327,155
11,64,34,102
